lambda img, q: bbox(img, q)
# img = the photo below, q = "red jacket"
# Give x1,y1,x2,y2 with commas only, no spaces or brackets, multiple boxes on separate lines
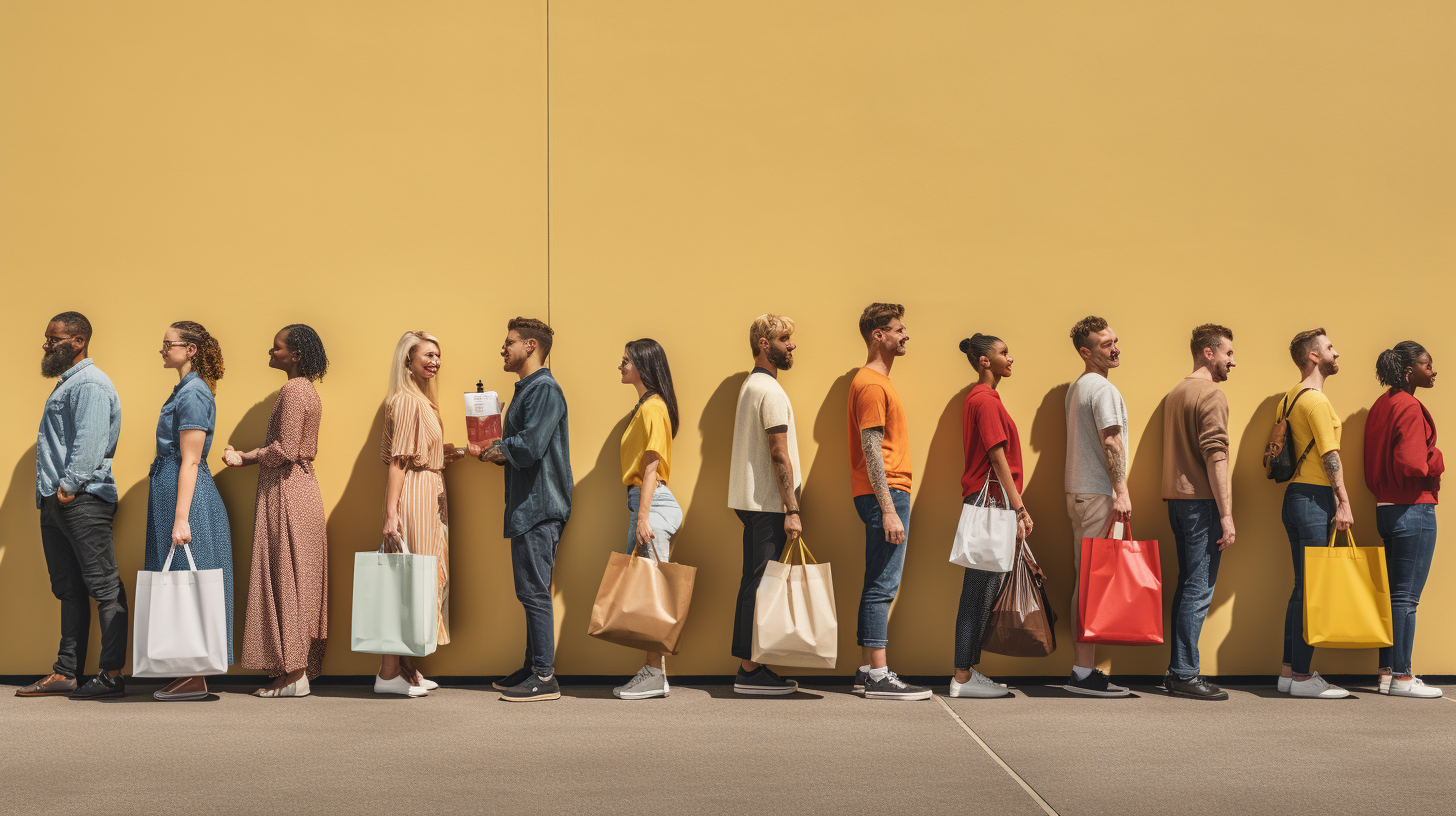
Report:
1364,389,1442,504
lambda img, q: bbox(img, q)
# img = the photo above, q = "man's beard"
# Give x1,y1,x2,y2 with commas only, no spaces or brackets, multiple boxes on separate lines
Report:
1320,359,1339,377
768,345,793,370
40,345,74,378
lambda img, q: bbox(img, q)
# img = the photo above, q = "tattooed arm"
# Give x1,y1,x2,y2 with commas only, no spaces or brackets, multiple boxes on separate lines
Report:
1322,450,1355,531
1101,425,1132,522
767,426,802,539
861,426,905,545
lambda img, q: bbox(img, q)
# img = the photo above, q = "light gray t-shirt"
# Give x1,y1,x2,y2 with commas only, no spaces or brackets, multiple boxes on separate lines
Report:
1064,372,1129,496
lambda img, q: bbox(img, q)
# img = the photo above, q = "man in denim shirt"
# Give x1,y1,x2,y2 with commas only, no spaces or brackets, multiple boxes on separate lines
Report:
20,312,128,699
471,317,571,702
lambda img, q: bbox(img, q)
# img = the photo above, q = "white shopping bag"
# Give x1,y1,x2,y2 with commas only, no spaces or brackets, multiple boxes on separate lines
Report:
948,471,1017,572
351,533,439,657
132,544,229,677
752,538,837,669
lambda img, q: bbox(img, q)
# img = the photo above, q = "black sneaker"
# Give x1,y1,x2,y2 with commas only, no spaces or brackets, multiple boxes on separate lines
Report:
499,673,560,703
68,671,124,700
1066,669,1130,698
492,667,533,691
734,665,799,696
862,671,933,701
852,668,869,695
1163,671,1228,701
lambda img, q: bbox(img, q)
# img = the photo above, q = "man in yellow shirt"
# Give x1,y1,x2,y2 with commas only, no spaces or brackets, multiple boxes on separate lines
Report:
1276,328,1354,699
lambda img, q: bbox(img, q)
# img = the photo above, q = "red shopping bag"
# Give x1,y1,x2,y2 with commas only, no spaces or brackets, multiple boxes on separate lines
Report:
1077,521,1163,645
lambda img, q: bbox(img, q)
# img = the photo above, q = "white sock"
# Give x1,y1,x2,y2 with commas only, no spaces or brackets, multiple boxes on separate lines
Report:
1072,665,1094,681
859,664,872,674
537,673,553,681
868,666,891,681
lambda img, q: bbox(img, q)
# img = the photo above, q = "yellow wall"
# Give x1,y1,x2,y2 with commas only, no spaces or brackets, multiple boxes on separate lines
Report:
3,1,1453,678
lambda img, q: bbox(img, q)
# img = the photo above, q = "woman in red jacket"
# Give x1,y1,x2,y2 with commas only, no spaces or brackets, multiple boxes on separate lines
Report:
1364,341,1443,699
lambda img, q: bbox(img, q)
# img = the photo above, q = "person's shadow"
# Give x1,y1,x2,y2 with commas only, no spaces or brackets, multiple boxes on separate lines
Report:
795,369,857,675
1020,383,1073,674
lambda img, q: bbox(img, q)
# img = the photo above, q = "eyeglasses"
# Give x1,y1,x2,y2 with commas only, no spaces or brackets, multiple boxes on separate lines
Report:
160,341,191,352
43,336,76,349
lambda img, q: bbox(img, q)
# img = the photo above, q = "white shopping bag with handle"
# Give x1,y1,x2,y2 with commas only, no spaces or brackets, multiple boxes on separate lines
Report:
132,544,230,677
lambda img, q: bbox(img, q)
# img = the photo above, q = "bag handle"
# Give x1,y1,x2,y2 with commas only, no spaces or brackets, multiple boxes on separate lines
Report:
378,526,413,556
1326,527,1357,549
1107,520,1134,541
1018,536,1048,581
778,536,818,566
1280,387,1314,421
972,466,1011,509
160,543,199,572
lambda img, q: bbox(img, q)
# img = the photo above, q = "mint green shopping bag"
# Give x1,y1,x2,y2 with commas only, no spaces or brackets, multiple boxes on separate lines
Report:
351,536,439,657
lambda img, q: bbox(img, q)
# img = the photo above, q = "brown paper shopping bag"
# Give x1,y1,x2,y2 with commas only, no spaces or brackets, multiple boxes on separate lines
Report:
587,542,697,655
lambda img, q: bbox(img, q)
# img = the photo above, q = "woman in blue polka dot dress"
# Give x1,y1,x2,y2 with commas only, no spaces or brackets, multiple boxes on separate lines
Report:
146,320,234,701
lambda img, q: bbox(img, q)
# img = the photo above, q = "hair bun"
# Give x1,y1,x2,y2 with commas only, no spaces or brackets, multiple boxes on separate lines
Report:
958,338,973,353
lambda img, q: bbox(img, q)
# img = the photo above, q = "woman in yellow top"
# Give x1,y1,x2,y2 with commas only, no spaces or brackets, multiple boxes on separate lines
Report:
614,338,683,700
376,330,465,697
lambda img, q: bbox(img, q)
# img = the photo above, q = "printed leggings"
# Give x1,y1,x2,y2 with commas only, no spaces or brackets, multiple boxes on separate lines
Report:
954,567,1006,669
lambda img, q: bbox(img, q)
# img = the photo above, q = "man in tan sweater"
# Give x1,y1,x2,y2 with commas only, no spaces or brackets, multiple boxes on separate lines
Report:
1160,324,1236,700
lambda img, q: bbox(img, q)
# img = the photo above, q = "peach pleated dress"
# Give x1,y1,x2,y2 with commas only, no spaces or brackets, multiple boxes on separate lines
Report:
240,378,329,679
380,392,451,645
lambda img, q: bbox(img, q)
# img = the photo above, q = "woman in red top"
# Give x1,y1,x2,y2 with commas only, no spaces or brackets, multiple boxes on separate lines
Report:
1364,341,1443,698
948,334,1032,698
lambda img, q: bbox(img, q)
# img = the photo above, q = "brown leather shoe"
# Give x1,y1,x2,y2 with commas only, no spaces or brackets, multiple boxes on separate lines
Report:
15,673,78,697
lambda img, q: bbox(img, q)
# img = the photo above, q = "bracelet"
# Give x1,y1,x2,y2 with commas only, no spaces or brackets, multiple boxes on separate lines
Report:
1015,507,1030,518
785,510,800,515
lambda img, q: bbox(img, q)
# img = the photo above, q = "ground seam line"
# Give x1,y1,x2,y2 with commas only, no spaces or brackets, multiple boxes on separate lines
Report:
935,695,1059,816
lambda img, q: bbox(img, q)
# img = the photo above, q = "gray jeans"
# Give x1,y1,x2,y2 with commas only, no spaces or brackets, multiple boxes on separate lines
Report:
40,494,128,676
626,484,681,561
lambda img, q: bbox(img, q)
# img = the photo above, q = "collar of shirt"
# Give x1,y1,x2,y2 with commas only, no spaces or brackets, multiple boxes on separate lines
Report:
60,358,95,383
751,366,776,379
171,370,201,396
515,367,552,391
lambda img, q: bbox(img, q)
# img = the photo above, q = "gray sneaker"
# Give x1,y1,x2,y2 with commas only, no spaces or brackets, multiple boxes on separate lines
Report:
613,666,670,700
853,668,869,695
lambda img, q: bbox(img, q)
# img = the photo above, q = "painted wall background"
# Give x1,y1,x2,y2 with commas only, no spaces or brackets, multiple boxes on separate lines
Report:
2,0,1452,678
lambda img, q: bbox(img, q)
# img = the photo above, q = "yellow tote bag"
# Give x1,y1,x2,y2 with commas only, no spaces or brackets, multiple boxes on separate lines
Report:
1303,529,1394,649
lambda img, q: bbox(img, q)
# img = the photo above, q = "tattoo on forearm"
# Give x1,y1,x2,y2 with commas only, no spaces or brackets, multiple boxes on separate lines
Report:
1322,451,1341,478
861,427,891,502
1103,439,1126,484
773,456,795,501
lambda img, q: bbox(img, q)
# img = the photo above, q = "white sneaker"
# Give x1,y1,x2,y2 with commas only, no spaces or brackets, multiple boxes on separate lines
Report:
949,669,1010,698
413,672,439,691
1378,673,1392,694
375,673,428,697
1277,675,1292,694
1289,672,1349,699
1386,676,1443,698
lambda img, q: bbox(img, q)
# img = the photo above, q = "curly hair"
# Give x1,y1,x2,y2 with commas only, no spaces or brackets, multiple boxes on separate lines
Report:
1069,315,1109,351
282,323,329,381
171,320,225,393
1376,340,1427,389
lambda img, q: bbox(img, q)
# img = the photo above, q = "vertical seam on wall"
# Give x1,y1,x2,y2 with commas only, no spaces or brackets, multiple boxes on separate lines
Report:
545,0,551,327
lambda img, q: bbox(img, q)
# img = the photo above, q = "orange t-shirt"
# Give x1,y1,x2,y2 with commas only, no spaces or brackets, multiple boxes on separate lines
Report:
847,367,912,497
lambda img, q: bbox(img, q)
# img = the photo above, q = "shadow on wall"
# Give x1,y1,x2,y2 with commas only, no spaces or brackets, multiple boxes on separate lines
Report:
210,391,278,677
1020,383,1072,673
556,411,632,674
0,447,52,672
321,403,390,677
675,372,748,670
796,368,857,673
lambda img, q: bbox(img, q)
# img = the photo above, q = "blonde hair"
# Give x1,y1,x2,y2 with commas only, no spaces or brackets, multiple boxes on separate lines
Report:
387,330,442,410
748,314,795,357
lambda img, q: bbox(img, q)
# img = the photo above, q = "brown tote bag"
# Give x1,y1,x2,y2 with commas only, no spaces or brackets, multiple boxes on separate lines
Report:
981,538,1058,658
586,540,698,655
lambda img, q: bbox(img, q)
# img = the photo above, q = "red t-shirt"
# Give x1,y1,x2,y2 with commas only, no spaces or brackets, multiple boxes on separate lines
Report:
961,383,1022,500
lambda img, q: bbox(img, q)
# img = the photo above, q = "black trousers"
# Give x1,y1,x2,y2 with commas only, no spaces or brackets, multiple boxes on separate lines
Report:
732,510,789,660
954,568,1005,670
39,494,128,676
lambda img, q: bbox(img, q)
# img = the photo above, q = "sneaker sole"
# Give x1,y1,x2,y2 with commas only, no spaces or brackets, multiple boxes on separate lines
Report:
947,688,1011,699
1061,684,1131,698
1290,692,1351,699
15,690,78,697
733,684,799,696
864,690,934,701
852,684,865,695
1163,686,1228,701
617,690,669,700
153,691,210,701
500,691,562,702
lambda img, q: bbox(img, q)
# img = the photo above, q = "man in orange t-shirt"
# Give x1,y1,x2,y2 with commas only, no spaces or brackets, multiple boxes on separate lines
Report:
846,303,930,701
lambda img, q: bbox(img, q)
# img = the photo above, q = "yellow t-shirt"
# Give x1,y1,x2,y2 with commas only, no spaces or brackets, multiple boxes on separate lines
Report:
1283,384,1342,486
621,394,673,486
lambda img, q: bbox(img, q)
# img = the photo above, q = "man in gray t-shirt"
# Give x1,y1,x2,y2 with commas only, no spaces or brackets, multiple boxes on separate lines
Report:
1061,315,1132,698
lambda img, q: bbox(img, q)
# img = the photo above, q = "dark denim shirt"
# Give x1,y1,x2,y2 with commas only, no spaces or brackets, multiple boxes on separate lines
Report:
36,358,122,507
501,368,573,538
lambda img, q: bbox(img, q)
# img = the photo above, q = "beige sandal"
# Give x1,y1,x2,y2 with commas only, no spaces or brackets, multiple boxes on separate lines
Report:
253,677,311,698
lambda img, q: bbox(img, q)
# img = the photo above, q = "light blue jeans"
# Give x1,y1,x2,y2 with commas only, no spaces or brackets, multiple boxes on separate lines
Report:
627,484,682,562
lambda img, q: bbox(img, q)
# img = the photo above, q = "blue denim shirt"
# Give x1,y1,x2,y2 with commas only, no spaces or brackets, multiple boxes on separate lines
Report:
155,371,216,460
36,358,122,507
501,368,573,538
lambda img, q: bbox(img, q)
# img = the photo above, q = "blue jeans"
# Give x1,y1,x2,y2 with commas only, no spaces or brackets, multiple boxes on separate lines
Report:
1167,499,1224,679
626,484,682,562
1376,504,1438,675
1281,483,1334,674
511,519,563,676
854,489,911,649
